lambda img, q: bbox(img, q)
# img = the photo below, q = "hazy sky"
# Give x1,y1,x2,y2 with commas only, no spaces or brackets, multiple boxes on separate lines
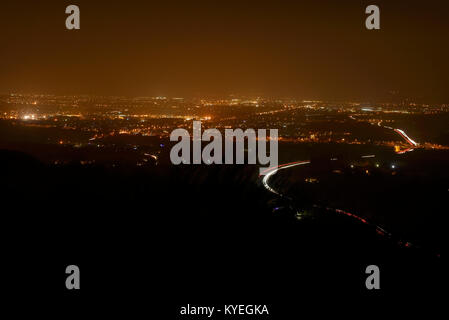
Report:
1,0,448,101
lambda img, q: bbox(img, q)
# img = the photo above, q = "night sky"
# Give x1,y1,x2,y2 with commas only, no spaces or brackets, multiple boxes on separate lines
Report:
1,0,448,101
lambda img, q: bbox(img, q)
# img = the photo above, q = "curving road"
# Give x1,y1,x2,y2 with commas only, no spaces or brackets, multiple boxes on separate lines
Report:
259,115,422,249
261,161,310,195
259,158,415,248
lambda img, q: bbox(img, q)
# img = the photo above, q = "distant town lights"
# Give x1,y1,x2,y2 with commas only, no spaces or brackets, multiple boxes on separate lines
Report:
22,114,36,120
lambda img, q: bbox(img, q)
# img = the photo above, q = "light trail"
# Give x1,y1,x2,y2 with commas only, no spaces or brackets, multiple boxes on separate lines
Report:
394,129,418,147
352,115,419,150
261,160,310,195
259,158,414,250
396,147,414,154
259,116,428,252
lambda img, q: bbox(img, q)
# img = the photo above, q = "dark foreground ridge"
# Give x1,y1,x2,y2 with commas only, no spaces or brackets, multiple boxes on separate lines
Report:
1,149,444,316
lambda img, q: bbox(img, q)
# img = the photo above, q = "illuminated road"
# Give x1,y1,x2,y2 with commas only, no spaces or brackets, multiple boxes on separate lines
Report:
259,159,414,248
374,119,419,149
259,115,422,248
260,161,310,195
394,129,418,146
